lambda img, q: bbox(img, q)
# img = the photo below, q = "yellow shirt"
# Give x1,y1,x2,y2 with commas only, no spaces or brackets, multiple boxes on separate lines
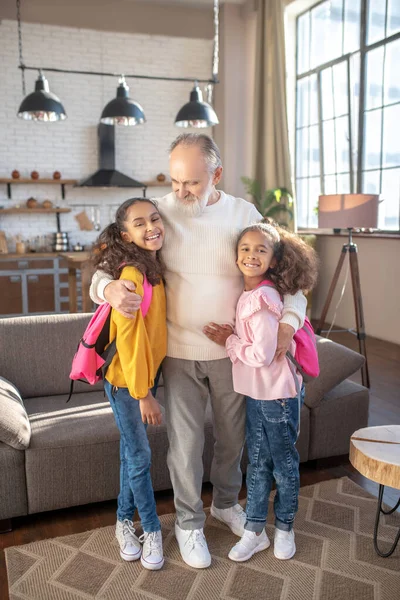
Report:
105,266,167,399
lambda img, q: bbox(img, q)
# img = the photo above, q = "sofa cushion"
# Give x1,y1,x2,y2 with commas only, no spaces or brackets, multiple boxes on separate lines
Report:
0,376,31,449
0,313,104,398
25,390,119,448
23,387,216,513
304,337,365,408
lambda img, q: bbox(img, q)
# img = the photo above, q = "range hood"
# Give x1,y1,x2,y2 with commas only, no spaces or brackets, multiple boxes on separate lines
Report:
78,124,147,193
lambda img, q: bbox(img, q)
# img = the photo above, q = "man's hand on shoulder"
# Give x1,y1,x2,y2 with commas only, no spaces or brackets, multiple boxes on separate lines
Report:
104,279,142,319
275,322,295,361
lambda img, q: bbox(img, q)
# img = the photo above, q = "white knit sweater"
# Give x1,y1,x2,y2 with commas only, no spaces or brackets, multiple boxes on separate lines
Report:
90,191,307,361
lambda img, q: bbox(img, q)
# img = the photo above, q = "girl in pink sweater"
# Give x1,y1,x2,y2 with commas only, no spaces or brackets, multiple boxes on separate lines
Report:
204,221,318,563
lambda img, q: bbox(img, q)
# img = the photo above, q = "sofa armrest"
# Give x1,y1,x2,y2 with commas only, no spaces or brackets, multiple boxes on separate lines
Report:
308,379,369,460
0,376,31,449
304,336,365,409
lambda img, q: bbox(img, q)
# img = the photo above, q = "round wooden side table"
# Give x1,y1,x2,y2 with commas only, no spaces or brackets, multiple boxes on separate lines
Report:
350,425,400,557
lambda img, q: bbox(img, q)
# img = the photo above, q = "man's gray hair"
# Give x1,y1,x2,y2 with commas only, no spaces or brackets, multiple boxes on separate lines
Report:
170,134,222,173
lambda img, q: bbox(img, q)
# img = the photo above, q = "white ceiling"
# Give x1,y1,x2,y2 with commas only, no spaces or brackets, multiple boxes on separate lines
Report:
127,0,245,5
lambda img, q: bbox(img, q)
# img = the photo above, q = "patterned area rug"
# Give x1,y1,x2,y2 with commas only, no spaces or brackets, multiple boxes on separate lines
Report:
5,477,400,599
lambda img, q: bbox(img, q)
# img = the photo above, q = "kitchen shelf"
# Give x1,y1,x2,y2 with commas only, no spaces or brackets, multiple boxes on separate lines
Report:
0,207,71,233
143,180,171,187
0,177,170,200
0,208,71,214
0,178,78,200
0,178,78,184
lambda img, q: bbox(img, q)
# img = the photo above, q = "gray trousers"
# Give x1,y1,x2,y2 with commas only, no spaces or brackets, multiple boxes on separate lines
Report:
162,356,246,530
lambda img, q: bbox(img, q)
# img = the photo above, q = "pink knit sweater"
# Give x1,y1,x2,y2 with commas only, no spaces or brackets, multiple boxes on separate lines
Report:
226,286,302,401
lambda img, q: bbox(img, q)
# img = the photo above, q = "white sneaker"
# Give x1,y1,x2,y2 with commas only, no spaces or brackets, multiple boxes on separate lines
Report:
115,519,142,561
274,529,296,560
228,529,270,562
210,503,246,537
139,530,164,571
175,523,211,569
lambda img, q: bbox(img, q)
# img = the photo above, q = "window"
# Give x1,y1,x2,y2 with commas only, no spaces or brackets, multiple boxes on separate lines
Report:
295,0,400,229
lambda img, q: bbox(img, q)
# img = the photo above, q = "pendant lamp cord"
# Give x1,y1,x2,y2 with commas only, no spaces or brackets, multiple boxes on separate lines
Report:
212,0,219,82
207,0,219,104
16,0,26,95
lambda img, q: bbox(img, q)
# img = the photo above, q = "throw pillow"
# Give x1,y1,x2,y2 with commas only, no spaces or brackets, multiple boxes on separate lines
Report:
305,336,365,408
0,376,31,449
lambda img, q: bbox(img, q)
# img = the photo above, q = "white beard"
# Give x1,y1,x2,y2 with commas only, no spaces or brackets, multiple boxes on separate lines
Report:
173,192,209,218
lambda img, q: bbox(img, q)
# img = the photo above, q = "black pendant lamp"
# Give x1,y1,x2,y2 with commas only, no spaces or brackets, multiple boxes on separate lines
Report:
17,72,67,122
100,76,146,126
175,84,219,128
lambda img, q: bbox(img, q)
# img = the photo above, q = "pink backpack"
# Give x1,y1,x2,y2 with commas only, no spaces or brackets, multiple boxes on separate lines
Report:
67,274,153,401
259,280,319,382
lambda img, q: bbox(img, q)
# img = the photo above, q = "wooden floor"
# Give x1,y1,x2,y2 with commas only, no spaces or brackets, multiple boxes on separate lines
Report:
1,330,399,599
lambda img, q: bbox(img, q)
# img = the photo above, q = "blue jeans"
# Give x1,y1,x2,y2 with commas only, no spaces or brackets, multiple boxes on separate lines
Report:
104,376,161,533
245,387,304,533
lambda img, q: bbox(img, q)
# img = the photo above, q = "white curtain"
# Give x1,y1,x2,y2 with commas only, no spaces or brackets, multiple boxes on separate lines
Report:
252,0,293,208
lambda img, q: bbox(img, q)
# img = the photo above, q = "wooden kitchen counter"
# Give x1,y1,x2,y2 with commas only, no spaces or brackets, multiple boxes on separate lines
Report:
58,252,93,313
0,252,59,259
0,251,92,259
58,251,92,262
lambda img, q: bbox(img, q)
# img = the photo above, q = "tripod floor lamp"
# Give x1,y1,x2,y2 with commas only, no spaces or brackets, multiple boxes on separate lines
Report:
316,193,380,389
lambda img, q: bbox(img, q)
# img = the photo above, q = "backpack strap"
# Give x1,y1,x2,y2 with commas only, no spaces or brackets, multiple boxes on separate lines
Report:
99,275,151,382
100,339,117,379
66,379,75,403
100,275,152,379
286,357,302,440
286,351,304,375
258,278,303,436
256,279,286,302
119,266,153,317
141,274,153,317
118,264,152,317
256,278,276,289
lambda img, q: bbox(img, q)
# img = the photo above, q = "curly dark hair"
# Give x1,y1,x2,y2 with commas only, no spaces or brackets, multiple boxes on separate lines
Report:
237,220,319,295
91,197,165,286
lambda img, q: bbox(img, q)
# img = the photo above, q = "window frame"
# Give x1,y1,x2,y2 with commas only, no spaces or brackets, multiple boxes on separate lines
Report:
295,0,400,231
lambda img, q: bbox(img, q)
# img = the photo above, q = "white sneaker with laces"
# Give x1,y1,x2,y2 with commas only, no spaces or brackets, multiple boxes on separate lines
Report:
139,530,164,570
175,523,211,568
115,519,142,561
274,529,296,560
210,503,246,537
228,529,270,562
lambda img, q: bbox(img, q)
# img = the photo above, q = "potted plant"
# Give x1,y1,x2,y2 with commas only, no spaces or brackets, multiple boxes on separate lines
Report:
241,176,294,227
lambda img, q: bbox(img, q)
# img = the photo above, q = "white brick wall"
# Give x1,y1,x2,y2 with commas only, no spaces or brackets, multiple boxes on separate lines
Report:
0,19,212,249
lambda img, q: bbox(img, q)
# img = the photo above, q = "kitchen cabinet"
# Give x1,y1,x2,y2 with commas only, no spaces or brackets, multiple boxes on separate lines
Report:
0,272,23,315
0,255,69,317
27,273,56,313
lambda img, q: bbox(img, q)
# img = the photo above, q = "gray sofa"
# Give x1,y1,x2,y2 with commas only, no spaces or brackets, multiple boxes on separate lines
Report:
0,313,369,527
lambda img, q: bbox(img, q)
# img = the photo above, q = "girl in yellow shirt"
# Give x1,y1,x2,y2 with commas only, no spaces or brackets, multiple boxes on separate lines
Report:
92,197,167,571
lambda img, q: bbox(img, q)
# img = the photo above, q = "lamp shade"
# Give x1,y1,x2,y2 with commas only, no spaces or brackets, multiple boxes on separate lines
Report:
17,74,67,122
318,194,379,229
175,85,219,128
100,77,146,126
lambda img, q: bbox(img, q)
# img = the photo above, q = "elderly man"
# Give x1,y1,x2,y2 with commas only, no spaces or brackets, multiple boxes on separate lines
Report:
90,133,306,569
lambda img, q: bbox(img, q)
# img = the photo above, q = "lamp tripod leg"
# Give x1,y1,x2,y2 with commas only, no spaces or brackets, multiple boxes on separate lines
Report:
349,246,370,388
316,245,348,335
